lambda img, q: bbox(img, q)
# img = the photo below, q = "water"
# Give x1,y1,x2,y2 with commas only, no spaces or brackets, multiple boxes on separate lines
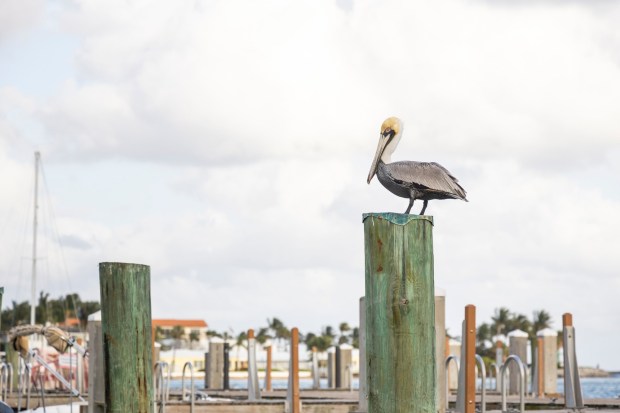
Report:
558,377,620,399
169,376,620,399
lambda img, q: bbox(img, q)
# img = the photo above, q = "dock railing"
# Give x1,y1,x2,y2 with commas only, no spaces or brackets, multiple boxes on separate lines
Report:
181,361,195,413
445,355,460,409
0,362,13,400
154,361,170,412
500,355,526,413
474,355,487,413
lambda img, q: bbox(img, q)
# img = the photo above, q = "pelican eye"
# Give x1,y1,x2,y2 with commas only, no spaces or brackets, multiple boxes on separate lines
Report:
382,128,395,138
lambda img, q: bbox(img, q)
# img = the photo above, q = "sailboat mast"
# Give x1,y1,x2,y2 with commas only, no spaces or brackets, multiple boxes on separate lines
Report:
30,151,40,325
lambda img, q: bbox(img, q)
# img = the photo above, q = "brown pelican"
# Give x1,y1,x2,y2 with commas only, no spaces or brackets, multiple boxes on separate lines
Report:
367,117,467,215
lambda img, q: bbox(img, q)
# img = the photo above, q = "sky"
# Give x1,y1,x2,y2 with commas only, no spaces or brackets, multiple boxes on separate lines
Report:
1,0,619,369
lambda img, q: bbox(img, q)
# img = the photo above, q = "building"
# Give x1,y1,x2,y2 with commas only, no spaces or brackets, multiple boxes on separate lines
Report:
152,319,209,348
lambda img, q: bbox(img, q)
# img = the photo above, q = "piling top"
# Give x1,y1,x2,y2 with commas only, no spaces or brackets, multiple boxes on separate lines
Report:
563,313,573,327
362,212,433,226
536,328,558,337
507,329,528,338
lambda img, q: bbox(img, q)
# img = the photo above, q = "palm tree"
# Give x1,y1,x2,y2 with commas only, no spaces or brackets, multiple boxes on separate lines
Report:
351,327,360,348
323,325,336,339
529,310,553,368
507,313,531,334
338,322,351,345
255,327,271,345
189,331,200,349
305,332,333,353
532,310,552,333
171,325,186,348
491,307,511,336
476,322,493,358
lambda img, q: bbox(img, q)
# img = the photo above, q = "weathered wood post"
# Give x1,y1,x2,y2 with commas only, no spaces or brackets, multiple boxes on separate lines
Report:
507,330,528,395
363,213,436,413
435,289,446,413
327,348,336,389
464,305,476,413
99,262,154,413
336,344,353,389
285,327,301,413
87,311,104,413
359,296,368,412
265,343,273,391
534,336,544,397
537,329,558,395
223,342,231,390
206,338,225,390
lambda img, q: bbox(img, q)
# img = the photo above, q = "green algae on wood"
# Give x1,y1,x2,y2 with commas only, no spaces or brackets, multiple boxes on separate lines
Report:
363,213,436,413
99,262,154,413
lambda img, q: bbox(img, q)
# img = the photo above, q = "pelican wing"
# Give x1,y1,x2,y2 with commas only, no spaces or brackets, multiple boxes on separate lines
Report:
385,161,467,200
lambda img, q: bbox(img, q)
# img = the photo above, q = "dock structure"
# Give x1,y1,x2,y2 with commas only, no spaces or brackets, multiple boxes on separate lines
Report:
507,329,528,394
206,338,225,390
363,213,436,413
99,262,154,413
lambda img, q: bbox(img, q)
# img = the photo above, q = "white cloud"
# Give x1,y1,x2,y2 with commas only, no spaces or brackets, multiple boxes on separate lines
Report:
0,0,619,371
0,0,44,43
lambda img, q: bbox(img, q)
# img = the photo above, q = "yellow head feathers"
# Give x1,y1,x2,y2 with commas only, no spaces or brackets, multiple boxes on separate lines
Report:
380,116,402,137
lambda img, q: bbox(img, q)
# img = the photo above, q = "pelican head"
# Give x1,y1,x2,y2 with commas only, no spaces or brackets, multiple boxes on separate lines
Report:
367,116,403,184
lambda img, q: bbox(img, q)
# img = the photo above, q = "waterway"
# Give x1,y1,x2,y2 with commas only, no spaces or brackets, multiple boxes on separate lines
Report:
169,376,620,399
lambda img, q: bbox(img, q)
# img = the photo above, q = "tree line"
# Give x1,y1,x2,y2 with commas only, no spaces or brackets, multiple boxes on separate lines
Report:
0,292,100,331
191,317,360,352
475,307,555,365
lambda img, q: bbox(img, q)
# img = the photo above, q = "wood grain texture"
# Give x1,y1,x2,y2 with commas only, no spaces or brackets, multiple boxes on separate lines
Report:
99,262,154,413
363,213,436,413
464,305,476,413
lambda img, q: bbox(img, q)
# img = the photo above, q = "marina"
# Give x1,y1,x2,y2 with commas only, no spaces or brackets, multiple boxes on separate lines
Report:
1,1,620,412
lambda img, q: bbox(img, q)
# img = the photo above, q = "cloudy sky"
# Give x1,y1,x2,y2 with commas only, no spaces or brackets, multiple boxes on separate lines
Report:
1,0,619,369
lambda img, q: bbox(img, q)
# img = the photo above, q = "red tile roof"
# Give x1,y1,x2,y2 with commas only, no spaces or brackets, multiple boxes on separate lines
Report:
152,319,208,328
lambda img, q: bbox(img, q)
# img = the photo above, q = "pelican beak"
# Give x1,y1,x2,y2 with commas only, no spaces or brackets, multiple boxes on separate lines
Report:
367,135,389,184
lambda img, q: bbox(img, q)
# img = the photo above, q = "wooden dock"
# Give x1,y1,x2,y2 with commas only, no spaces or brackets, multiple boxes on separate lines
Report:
4,389,620,412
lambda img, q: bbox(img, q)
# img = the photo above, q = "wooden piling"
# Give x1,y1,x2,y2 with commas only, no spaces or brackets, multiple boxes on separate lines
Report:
286,327,301,413
0,287,3,331
99,262,153,413
435,291,446,413
363,213,436,413
464,305,476,413
536,336,544,397
265,344,272,391
359,297,368,412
